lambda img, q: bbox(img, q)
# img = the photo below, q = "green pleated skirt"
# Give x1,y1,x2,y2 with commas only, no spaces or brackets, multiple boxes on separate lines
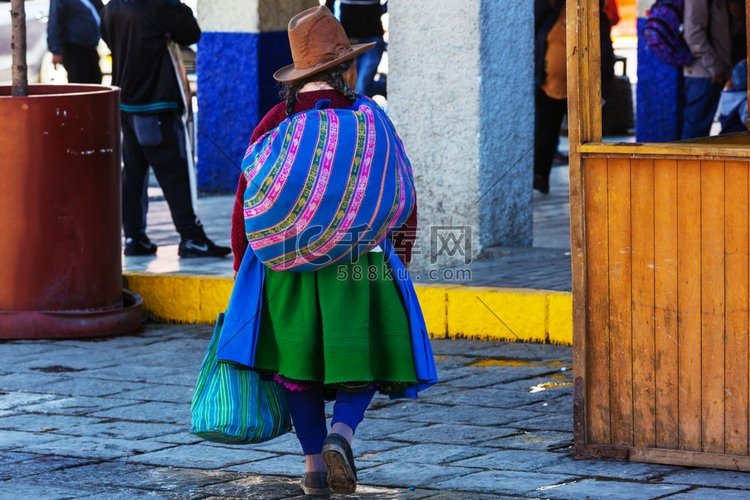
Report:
254,251,418,392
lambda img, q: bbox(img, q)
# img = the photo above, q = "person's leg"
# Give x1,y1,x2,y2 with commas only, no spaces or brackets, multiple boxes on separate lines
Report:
354,37,385,97
84,45,102,84
682,77,721,139
369,38,387,97
534,87,567,193
61,44,100,84
322,388,375,495
61,44,87,84
139,113,230,256
139,113,203,239
121,113,151,240
330,388,376,443
285,387,328,471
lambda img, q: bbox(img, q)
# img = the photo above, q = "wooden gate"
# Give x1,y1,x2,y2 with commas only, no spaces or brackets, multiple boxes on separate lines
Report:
569,1,750,470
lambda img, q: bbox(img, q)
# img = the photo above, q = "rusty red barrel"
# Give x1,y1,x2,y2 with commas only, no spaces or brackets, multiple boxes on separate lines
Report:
0,84,141,338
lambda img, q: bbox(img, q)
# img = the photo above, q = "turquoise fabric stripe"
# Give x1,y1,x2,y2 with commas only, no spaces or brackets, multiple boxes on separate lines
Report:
191,314,291,444
121,101,179,113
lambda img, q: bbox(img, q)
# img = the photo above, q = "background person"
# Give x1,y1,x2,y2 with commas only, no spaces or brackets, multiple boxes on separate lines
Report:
102,0,230,258
603,0,620,27
533,0,614,194
47,0,104,84
681,0,734,139
718,60,748,134
325,0,387,97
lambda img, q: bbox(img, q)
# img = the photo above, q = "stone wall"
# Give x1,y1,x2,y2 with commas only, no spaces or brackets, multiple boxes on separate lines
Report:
389,0,534,269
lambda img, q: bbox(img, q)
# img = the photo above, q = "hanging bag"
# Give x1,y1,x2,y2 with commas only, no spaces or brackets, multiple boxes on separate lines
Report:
191,313,291,444
643,0,696,67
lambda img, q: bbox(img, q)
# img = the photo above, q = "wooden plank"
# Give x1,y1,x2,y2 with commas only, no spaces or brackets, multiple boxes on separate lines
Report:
571,148,589,454
724,161,749,456
677,160,702,451
585,444,750,471
566,0,599,454
580,142,750,161
701,160,726,454
631,159,656,448
608,157,633,446
584,157,611,445
568,0,586,454
566,0,602,145
653,159,680,449
565,0,584,149
584,0,602,143
630,446,750,472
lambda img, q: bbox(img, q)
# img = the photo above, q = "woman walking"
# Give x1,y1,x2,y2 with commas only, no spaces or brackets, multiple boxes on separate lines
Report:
224,6,437,496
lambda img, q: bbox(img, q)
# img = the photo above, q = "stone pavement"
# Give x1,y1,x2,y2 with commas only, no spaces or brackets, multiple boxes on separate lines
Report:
124,165,573,291
2,324,750,498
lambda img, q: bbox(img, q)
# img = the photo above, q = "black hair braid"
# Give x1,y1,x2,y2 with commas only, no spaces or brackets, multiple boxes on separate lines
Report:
283,86,301,117
327,71,358,103
280,61,357,117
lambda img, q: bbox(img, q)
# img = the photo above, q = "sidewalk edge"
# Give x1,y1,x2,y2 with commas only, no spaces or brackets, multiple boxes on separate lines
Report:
123,272,573,345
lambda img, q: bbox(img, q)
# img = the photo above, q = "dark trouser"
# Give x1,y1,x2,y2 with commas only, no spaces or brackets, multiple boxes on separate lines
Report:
121,112,200,240
62,44,102,84
681,76,723,140
534,87,567,183
353,36,386,97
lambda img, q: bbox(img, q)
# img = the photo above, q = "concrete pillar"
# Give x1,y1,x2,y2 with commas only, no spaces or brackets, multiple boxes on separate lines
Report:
196,0,317,192
389,0,534,269
636,0,683,142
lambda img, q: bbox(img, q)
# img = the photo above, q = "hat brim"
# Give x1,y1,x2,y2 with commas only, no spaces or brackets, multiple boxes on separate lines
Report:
273,42,376,83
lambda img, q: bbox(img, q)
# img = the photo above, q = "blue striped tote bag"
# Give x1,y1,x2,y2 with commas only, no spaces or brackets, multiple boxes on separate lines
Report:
191,314,291,444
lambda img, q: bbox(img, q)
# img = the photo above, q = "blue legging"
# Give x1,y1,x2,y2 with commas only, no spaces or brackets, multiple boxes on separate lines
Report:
285,387,376,455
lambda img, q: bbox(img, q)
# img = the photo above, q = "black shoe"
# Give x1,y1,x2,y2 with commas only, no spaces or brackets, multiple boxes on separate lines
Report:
300,472,330,496
533,175,550,194
124,235,157,256
322,433,357,495
178,237,231,258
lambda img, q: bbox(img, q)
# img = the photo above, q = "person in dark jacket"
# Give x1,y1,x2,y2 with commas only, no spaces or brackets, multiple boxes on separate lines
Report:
325,0,387,97
533,0,614,194
47,0,104,83
102,0,230,258
681,0,734,139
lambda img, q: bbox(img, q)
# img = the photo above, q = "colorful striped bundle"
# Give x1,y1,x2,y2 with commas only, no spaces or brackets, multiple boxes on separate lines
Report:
191,314,291,444
242,98,415,272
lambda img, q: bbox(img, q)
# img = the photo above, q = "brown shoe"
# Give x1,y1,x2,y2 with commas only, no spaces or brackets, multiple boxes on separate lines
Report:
301,471,330,496
322,433,357,495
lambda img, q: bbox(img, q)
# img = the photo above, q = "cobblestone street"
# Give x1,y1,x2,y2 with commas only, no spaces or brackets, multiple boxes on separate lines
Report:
2,324,750,498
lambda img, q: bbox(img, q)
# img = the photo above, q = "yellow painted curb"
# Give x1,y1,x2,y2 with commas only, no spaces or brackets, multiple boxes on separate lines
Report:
124,272,573,345
124,273,232,324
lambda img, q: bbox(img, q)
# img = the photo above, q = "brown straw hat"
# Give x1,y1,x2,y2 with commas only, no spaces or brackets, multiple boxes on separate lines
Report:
273,6,375,83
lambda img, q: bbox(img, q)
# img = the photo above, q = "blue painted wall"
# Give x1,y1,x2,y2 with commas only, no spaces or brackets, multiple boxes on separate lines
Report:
197,31,292,192
636,17,683,142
